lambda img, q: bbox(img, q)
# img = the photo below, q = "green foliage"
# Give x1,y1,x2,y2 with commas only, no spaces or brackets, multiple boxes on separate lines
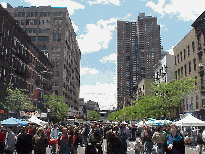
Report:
0,83,36,111
107,77,198,121
43,93,69,121
87,111,101,121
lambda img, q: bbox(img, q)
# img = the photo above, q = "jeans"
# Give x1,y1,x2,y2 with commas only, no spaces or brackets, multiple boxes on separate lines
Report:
144,141,153,154
157,143,163,154
51,145,56,153
83,136,88,145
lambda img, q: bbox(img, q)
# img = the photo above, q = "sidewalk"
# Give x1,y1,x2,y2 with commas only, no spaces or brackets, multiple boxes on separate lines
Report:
185,146,198,154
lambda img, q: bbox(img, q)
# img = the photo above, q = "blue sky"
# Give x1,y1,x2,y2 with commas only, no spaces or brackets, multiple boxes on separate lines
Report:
1,0,204,110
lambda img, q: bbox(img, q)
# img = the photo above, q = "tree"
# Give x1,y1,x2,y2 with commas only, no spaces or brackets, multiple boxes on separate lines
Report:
109,77,198,121
43,93,69,122
87,111,101,121
0,83,36,112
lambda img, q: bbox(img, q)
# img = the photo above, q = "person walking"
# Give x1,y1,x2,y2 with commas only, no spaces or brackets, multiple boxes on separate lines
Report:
50,124,59,154
166,124,185,154
106,130,122,154
152,126,165,154
56,127,76,154
33,127,48,154
16,127,33,154
197,129,204,154
4,126,16,154
81,124,89,146
141,126,154,154
89,128,103,154
0,126,5,154
117,125,128,154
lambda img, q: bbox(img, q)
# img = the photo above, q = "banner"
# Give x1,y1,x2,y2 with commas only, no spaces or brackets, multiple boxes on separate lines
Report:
20,111,38,117
33,89,38,102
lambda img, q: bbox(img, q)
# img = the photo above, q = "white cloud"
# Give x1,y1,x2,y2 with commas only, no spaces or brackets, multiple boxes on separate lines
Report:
100,53,117,64
80,83,117,110
71,21,79,33
160,23,168,31
22,0,84,15
77,17,117,54
80,67,99,75
87,0,121,6
121,13,132,21
0,2,7,8
167,46,174,55
146,0,204,21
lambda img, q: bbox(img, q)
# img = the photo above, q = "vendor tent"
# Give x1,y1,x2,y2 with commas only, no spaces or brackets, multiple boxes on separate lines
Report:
1,117,28,126
173,114,205,126
27,116,47,125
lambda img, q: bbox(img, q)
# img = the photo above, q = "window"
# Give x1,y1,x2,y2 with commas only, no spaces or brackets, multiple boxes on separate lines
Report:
59,11,63,16
175,56,176,65
40,12,43,17
192,41,195,52
18,20,20,25
35,12,38,17
184,64,187,76
55,90,58,95
14,13,17,17
22,12,25,17
184,49,186,60
188,45,190,57
58,28,62,33
25,28,29,33
34,19,37,25
194,58,196,70
38,36,49,41
57,36,61,41
30,20,34,25
180,51,182,62
29,28,33,33
186,98,188,110
189,61,191,73
54,19,58,25
53,36,56,41
177,54,179,63
56,62,60,67
56,54,60,60
18,12,21,17
175,71,177,79
31,12,34,17
21,19,24,25
181,66,183,76
52,54,55,60
53,28,57,33
55,11,58,16
196,95,198,109
27,12,30,17
59,19,62,25
178,69,180,77
33,28,36,33
31,36,36,42
56,71,59,77
55,81,59,86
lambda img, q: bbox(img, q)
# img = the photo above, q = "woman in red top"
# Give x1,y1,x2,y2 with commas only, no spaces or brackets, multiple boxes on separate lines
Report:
0,126,5,154
46,126,51,140
28,125,34,137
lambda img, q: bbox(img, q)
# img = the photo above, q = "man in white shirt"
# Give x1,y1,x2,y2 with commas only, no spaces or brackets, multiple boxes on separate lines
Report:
50,124,59,154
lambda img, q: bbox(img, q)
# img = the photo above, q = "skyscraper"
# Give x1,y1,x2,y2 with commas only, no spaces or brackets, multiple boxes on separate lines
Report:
117,13,161,109
6,4,81,113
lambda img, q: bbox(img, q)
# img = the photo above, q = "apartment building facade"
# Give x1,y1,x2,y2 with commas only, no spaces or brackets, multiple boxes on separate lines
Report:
117,13,161,109
173,11,205,119
6,4,81,112
0,4,53,119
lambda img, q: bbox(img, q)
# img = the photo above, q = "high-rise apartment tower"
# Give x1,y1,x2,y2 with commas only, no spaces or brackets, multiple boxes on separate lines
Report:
117,13,161,109
6,4,81,112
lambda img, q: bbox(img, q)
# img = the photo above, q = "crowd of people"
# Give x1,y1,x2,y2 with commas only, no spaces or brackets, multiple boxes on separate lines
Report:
0,121,204,154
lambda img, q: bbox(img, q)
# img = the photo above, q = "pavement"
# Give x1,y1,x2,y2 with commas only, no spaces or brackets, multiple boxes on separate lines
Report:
12,141,200,154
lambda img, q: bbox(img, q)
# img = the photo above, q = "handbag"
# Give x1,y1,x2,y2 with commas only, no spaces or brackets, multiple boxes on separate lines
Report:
48,139,58,146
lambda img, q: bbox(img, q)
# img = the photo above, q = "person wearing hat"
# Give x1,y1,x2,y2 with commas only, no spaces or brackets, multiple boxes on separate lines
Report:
33,127,48,154
0,126,5,154
16,127,32,154
4,126,16,154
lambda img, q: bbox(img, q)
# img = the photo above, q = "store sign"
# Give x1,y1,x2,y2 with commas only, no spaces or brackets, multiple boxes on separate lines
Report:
20,111,38,117
37,113,47,118
33,89,38,102
0,110,4,113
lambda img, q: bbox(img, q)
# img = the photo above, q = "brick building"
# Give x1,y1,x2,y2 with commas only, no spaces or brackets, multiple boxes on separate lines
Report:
6,3,81,112
0,4,53,119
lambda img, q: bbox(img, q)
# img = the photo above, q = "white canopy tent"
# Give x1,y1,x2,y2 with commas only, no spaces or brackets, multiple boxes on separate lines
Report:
173,114,205,136
27,116,48,125
173,114,205,126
